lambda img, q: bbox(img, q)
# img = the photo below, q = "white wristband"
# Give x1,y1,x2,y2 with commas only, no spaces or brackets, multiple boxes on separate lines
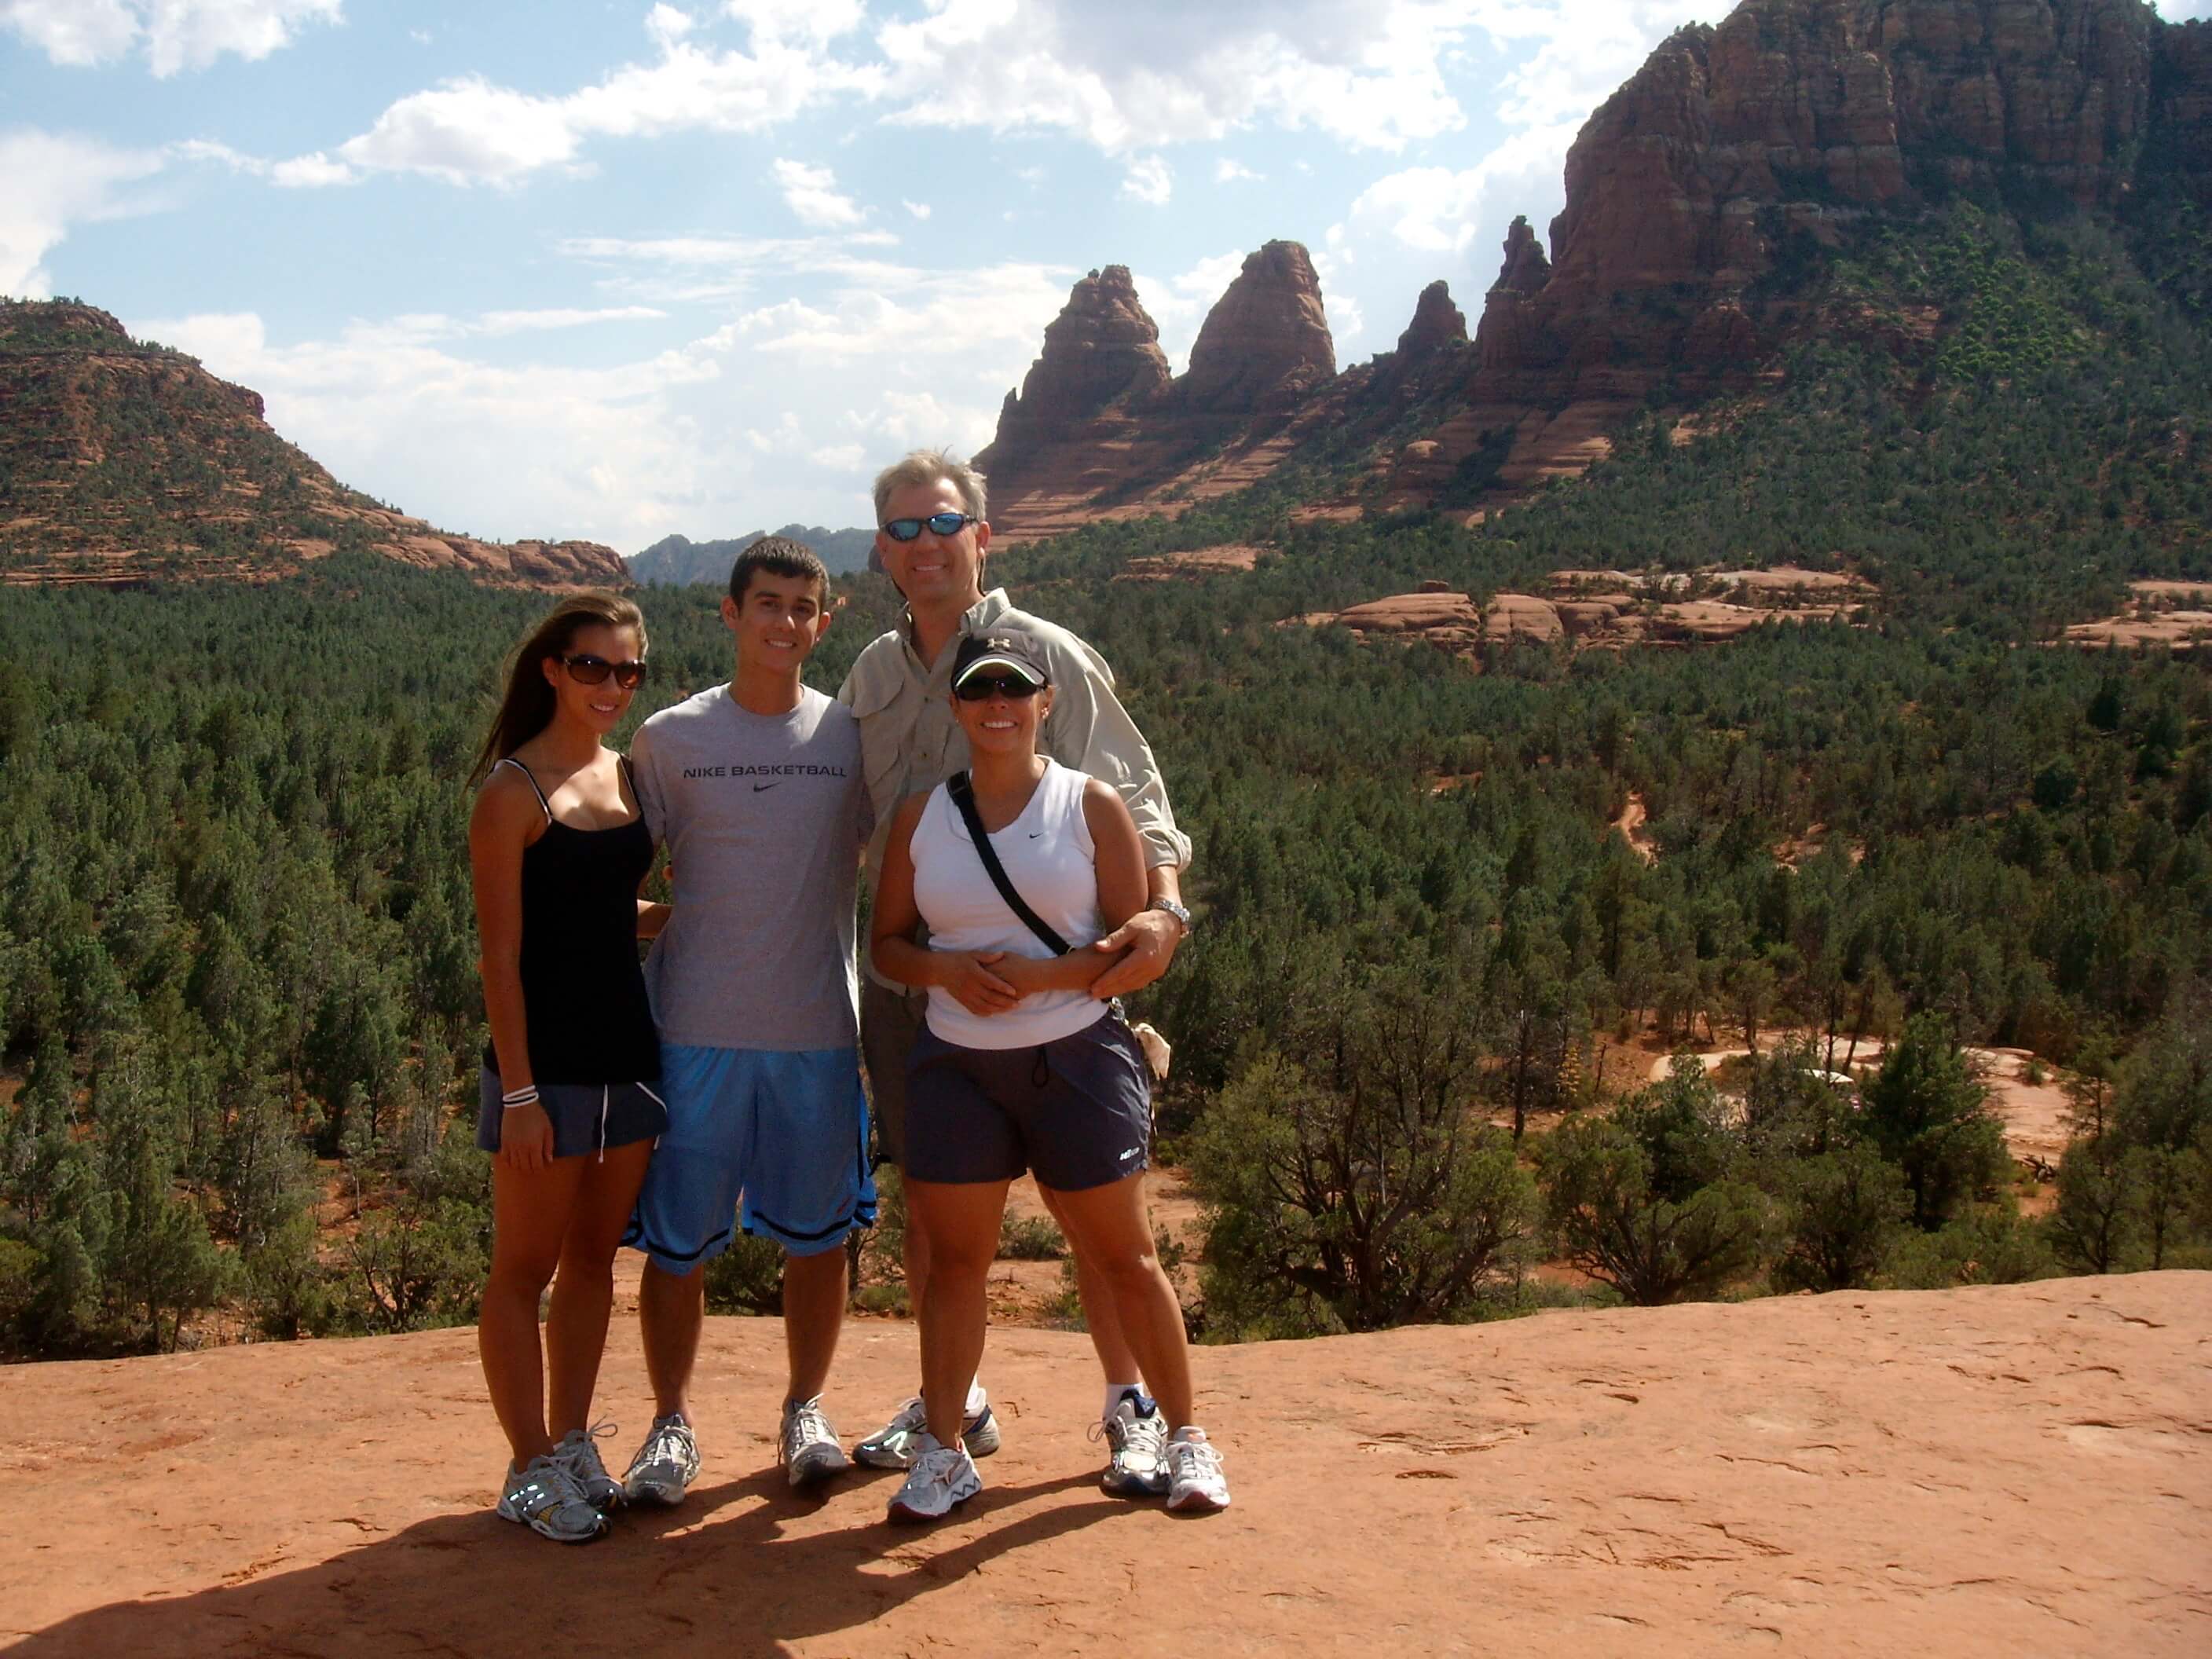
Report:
500,1084,540,1109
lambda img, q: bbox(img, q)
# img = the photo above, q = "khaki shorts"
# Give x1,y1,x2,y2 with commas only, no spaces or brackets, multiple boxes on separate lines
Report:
861,976,929,1169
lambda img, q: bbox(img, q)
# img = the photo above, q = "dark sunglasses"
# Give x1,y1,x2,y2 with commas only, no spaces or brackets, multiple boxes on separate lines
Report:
562,654,648,689
954,674,1043,703
882,512,978,542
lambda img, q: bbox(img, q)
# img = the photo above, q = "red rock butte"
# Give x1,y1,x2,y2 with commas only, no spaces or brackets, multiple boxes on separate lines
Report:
3,1273,2206,1656
976,0,2212,541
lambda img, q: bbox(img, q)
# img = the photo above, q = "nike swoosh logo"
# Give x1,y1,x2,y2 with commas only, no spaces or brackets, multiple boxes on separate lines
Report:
753,782,780,792
1027,831,1042,838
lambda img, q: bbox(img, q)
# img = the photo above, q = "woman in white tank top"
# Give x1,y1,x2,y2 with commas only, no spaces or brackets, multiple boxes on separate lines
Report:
870,634,1233,1521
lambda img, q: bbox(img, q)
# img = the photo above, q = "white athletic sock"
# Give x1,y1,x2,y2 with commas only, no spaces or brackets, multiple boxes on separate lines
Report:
1104,1382,1148,1421
965,1377,987,1415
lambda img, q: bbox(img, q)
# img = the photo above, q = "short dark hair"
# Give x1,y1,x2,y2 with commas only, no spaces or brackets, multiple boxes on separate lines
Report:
730,537,830,605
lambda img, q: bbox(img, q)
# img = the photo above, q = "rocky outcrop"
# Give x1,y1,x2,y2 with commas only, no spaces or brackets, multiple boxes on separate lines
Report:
983,2,2211,538
1492,215,1551,296
8,1275,2202,1656
1178,240,1335,414
980,243,1339,539
983,266,1170,456
1396,280,1468,358
0,301,624,588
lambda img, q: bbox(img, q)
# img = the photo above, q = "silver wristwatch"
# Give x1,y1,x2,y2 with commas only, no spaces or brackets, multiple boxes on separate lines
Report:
1148,895,1192,933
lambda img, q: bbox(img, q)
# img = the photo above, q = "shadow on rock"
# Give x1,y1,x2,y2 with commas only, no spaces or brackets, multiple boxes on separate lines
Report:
16,1465,1112,1657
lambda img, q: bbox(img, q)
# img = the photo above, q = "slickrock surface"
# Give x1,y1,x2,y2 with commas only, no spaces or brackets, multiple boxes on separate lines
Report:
2,1275,2205,1657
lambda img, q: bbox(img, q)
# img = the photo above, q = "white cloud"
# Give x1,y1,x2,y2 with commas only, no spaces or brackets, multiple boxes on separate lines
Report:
1,0,340,76
475,306,668,335
270,151,353,188
307,10,886,187
1119,155,1172,207
772,158,863,228
723,0,866,48
131,306,739,548
646,4,695,48
902,199,932,220
0,130,167,296
809,442,866,472
874,0,1475,154
1214,159,1261,184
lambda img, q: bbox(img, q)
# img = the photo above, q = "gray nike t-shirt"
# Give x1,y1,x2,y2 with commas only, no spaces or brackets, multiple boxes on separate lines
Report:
630,684,871,1051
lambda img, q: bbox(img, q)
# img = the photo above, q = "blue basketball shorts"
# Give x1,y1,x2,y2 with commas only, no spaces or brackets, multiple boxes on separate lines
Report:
623,1043,876,1269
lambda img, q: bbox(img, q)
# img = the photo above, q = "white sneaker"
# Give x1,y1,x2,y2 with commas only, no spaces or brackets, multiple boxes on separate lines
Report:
551,1421,624,1511
886,1433,982,1523
623,1413,701,1507
497,1455,610,1544
1165,1427,1231,1513
780,1396,852,1489
1091,1390,1170,1497
855,1391,1002,1470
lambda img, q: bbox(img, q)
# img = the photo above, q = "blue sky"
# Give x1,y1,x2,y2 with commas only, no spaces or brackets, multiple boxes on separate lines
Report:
6,0,2207,551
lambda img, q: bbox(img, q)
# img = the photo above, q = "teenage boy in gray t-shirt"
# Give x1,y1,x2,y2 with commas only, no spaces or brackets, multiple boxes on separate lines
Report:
617,540,876,1505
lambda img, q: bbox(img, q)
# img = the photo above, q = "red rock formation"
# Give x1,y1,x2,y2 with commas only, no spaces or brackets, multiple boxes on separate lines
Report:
1492,216,1551,296
1178,240,1335,414
0,301,627,588
980,266,1170,460
1397,280,1468,357
983,1,2210,538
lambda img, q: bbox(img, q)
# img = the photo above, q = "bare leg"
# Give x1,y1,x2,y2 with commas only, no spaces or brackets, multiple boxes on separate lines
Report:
905,1177,1011,1448
902,1205,932,1321
781,1243,848,1404
544,1141,655,1437
482,1155,587,1466
1043,1173,1195,1431
1038,1183,1141,1390
639,1258,706,1423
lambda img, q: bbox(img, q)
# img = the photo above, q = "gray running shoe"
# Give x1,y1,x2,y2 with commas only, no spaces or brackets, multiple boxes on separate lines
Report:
1092,1391,1170,1497
497,1455,610,1544
779,1396,852,1489
552,1421,624,1511
885,1434,981,1523
622,1412,701,1507
1165,1427,1231,1514
854,1393,1002,1470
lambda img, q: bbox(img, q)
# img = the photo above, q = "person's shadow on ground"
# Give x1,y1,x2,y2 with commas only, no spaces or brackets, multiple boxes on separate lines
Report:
16,1463,1116,1657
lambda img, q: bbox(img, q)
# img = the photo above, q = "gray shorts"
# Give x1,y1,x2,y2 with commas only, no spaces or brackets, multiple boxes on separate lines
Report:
861,976,928,1169
477,1068,668,1160
903,1010,1152,1192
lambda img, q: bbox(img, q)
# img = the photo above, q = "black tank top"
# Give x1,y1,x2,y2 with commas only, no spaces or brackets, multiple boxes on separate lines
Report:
481,756,661,1085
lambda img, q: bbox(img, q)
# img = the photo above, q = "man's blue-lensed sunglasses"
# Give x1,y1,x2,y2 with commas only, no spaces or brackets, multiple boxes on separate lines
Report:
881,512,979,542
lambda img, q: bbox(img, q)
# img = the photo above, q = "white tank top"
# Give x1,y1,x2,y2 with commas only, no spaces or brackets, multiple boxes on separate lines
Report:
910,760,1104,1049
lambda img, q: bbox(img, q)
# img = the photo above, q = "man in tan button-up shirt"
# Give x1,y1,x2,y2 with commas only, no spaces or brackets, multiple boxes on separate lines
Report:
839,447,1191,1495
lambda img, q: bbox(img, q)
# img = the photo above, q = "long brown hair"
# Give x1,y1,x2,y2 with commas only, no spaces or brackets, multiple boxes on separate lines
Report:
469,591,646,786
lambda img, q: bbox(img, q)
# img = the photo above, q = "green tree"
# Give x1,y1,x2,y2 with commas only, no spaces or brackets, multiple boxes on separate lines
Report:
1859,1016,2009,1229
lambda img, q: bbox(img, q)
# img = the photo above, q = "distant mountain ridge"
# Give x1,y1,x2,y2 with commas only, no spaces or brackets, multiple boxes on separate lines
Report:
628,526,876,587
0,300,628,588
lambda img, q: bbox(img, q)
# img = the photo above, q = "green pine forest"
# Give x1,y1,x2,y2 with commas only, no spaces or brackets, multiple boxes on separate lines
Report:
2,198,2209,1357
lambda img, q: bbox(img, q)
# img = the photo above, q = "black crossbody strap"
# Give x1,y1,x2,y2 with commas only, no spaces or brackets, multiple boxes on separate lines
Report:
947,771,1071,956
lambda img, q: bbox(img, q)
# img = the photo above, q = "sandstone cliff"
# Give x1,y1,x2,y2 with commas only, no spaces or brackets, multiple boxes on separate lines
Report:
980,243,1342,540
2,1274,2203,1656
978,0,2211,539
1177,239,1336,413
0,301,628,588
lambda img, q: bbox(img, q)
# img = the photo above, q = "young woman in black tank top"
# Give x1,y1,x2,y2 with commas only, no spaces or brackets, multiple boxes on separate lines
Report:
467,591,668,1544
